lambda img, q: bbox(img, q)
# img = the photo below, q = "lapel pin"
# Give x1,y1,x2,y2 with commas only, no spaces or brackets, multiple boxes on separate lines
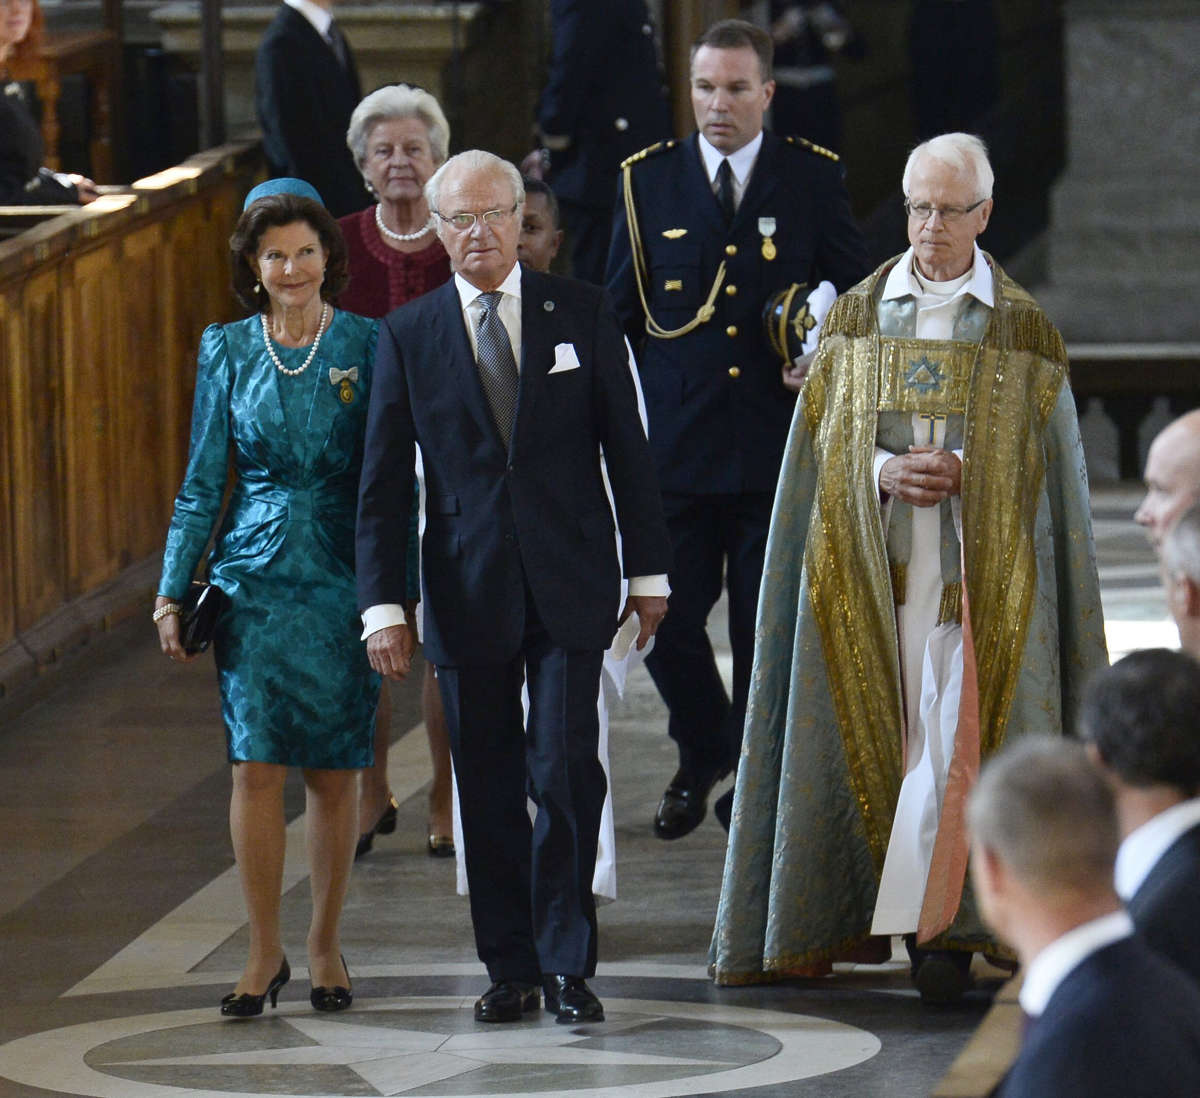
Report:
543,300,555,312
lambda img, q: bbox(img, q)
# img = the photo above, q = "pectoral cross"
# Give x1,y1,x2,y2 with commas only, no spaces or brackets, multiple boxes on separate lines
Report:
918,413,946,445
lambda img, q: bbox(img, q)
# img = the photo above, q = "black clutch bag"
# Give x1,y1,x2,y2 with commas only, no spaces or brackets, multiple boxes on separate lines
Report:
179,582,228,655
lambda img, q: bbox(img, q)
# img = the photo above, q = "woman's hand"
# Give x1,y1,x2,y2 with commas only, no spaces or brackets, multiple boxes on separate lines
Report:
155,595,197,662
67,175,100,204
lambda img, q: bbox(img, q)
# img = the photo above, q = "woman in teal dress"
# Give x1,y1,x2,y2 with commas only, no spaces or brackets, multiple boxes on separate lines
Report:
154,179,399,1017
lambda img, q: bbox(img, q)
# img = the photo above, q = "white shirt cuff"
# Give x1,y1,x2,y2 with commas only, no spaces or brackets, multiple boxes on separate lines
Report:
628,574,669,597
873,447,895,493
361,603,407,640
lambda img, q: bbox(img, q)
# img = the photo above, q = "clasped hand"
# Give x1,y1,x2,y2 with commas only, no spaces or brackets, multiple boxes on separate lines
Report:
879,445,961,507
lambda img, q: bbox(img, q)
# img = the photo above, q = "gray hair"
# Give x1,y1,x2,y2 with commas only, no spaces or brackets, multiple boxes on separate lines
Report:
425,150,525,216
967,737,1118,894
1165,502,1200,585
903,132,994,202
346,84,450,171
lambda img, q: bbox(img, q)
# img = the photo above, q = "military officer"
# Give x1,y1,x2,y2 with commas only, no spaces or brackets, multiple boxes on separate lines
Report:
605,17,868,840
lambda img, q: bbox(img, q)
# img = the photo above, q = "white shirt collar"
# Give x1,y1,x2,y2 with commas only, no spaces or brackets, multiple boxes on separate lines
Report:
454,263,523,313
698,131,764,188
1114,798,1200,901
1018,909,1133,1018
284,0,333,37
881,244,995,308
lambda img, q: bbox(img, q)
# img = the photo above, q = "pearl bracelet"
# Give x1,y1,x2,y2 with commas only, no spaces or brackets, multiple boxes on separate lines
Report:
153,603,182,624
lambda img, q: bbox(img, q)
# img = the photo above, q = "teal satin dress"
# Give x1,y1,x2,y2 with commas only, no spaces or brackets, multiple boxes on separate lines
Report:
159,311,381,768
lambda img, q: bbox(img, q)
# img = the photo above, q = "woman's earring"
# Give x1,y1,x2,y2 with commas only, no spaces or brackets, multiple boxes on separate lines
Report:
253,281,261,294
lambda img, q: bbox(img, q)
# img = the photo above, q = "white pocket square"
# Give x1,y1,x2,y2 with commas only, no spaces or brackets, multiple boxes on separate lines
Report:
549,342,581,374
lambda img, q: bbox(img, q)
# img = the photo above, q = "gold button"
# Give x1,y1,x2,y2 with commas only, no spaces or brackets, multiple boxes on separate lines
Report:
725,284,737,296
726,325,738,338
728,366,741,378
725,244,737,257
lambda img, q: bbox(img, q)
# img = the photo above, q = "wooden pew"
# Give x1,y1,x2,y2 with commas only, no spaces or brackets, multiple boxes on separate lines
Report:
0,141,261,706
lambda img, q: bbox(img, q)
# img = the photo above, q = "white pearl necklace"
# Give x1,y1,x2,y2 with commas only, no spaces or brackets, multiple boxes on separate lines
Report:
261,303,330,377
375,203,434,243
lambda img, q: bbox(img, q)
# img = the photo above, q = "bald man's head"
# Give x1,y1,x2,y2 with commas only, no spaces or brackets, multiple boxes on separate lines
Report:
1135,409,1200,551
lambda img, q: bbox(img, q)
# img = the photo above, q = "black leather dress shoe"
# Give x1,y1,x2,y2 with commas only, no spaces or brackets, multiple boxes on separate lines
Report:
474,980,540,1023
542,975,604,1024
907,944,973,1006
654,764,729,840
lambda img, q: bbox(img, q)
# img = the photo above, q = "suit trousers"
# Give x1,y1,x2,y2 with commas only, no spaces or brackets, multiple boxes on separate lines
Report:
437,590,606,986
644,491,773,778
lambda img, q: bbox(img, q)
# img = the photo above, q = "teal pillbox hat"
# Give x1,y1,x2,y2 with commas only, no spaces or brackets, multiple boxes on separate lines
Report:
243,177,325,210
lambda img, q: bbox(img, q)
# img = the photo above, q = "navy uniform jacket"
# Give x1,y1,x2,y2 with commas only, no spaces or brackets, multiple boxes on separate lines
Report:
1128,822,1200,988
538,0,671,211
605,132,868,494
998,937,1200,1097
254,4,369,219
356,270,672,666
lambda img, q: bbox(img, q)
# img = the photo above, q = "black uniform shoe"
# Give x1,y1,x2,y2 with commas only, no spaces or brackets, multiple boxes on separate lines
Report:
542,975,605,1024
473,980,540,1023
654,764,730,840
907,943,973,1006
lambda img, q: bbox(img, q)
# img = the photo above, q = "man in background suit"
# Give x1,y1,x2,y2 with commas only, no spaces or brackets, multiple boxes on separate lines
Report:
525,0,672,284
968,737,1200,1097
606,18,867,839
1164,503,1200,657
356,150,672,1025
255,0,369,218
1080,648,1200,987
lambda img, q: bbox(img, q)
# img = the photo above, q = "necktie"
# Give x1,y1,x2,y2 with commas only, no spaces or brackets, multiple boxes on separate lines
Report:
474,291,519,447
326,20,349,69
716,158,735,225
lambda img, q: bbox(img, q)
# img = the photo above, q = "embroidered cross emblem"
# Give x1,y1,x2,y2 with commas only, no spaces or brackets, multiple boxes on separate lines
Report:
905,355,944,394
918,412,946,444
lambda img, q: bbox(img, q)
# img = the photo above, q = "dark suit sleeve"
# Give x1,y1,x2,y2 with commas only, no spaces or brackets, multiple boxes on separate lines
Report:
589,290,671,578
356,316,417,612
813,161,870,291
538,0,608,142
603,170,643,349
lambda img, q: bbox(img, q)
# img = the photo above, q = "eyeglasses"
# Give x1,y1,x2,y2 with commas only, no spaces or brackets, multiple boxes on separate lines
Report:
903,198,987,223
434,203,519,232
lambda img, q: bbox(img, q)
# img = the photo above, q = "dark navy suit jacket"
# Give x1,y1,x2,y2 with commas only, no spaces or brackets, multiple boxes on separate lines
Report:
254,4,369,219
1128,821,1200,988
605,132,868,494
538,0,671,211
356,268,671,666
997,936,1200,1097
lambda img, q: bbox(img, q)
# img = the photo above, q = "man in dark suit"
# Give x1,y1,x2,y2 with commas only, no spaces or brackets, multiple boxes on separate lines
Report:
526,0,672,284
605,18,868,839
968,737,1200,1097
255,0,370,218
356,150,672,1025
1080,648,1200,987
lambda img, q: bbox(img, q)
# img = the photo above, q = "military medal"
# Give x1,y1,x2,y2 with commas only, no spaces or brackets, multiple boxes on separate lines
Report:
758,217,777,261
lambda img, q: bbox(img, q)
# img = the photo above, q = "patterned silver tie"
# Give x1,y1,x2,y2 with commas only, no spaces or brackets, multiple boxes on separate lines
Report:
474,291,519,447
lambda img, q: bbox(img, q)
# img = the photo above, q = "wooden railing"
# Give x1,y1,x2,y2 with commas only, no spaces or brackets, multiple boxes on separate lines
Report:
0,141,262,703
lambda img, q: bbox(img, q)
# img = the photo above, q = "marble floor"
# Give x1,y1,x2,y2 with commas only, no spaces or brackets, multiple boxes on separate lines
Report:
0,483,1175,1098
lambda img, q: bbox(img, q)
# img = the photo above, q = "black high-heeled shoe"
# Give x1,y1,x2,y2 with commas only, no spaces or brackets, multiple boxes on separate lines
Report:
220,956,290,1017
310,953,353,1012
355,793,400,860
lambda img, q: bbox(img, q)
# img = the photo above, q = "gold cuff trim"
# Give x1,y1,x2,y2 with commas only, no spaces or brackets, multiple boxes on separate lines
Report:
890,561,907,605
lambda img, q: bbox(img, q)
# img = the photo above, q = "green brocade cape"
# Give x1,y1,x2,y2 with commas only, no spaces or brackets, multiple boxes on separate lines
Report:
709,255,1108,983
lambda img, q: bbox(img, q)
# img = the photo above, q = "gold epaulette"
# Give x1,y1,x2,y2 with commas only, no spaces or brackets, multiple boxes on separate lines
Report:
786,135,840,162
620,139,676,170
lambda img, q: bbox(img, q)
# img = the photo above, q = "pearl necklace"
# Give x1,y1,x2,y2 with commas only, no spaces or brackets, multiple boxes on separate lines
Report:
261,304,330,377
375,203,434,243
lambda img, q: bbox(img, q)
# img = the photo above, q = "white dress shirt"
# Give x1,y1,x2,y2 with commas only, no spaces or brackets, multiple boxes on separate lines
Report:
697,131,764,212
1018,909,1134,1018
1114,797,1200,901
283,0,333,38
361,263,666,638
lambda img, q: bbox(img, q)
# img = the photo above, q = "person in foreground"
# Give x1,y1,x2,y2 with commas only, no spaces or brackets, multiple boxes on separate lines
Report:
156,178,383,1017
356,150,672,1025
338,83,455,860
709,132,1108,1002
0,0,98,204
968,737,1200,1097
1163,503,1200,657
1080,648,1200,987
